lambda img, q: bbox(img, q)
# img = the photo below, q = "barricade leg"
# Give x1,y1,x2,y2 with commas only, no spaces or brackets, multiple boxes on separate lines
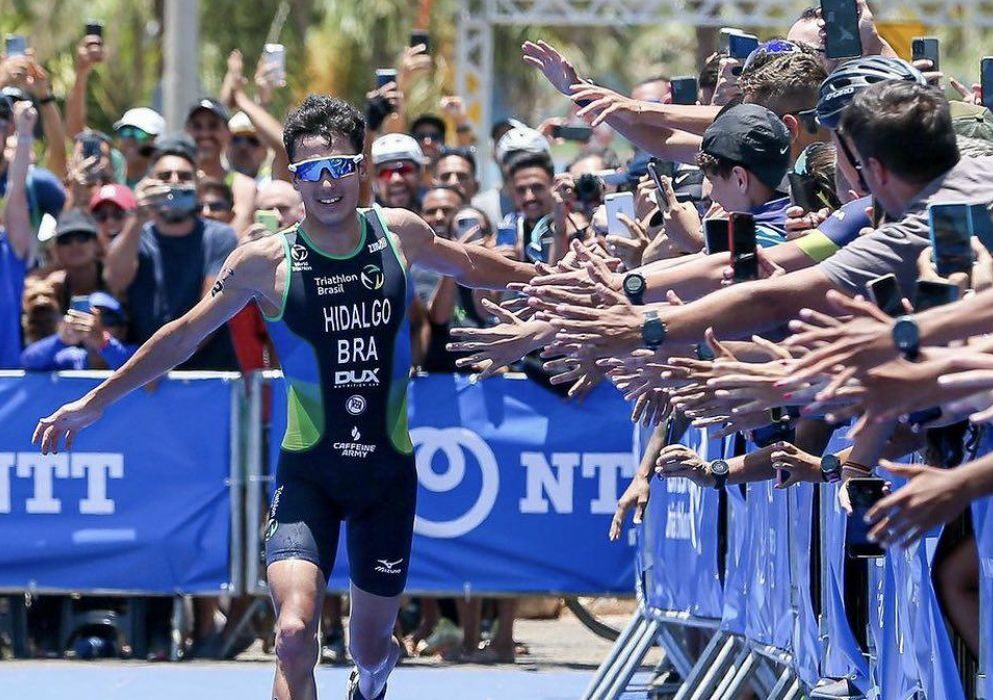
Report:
678,633,739,700
751,658,780,697
581,611,659,700
713,647,755,700
603,617,663,699
768,666,797,699
656,623,694,678
170,596,187,661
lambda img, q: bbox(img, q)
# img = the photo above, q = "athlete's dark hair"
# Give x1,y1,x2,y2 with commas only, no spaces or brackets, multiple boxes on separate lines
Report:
506,151,555,180
283,94,365,161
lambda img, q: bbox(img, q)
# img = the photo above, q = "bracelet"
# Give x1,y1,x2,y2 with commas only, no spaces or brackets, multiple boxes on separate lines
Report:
38,94,57,105
842,461,872,473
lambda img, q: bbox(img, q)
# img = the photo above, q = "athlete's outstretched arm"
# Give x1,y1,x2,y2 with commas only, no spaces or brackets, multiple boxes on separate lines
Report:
33,244,270,454
387,208,535,290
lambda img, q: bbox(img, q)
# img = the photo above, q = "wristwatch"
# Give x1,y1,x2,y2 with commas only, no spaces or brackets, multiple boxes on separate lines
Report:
892,315,920,360
641,310,666,350
623,272,647,305
695,342,715,361
710,459,730,490
820,454,842,483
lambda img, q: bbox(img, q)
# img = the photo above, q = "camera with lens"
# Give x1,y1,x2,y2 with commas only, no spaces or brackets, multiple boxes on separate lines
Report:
574,173,604,206
156,184,199,222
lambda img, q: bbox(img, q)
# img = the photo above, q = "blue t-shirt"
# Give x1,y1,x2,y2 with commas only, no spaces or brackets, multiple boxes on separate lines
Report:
752,196,792,248
0,166,67,225
126,217,239,371
0,231,27,368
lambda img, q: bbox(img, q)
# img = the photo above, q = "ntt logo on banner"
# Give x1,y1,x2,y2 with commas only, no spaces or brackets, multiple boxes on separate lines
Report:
410,427,633,539
0,452,124,515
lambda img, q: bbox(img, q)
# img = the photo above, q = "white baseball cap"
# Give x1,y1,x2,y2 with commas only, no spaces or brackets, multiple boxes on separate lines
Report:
113,107,166,136
495,126,550,164
371,133,426,167
228,111,256,136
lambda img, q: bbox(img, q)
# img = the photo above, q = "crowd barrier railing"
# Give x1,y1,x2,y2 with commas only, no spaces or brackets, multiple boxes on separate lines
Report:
588,422,993,700
1,370,641,601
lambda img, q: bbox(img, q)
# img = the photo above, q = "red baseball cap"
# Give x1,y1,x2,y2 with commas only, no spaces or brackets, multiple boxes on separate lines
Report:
90,183,137,212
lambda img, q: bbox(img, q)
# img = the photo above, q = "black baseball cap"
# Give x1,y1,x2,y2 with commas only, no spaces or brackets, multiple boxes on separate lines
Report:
54,209,99,240
152,133,197,166
701,103,791,190
186,98,230,125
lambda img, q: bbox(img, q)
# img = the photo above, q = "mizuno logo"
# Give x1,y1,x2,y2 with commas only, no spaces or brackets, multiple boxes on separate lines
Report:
375,558,404,574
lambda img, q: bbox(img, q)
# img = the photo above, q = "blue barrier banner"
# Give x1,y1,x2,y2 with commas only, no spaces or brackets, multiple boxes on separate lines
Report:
269,374,637,594
820,432,872,691
720,472,749,635
974,496,993,700
787,483,821,688
742,477,793,652
0,372,233,593
875,469,964,700
642,427,723,618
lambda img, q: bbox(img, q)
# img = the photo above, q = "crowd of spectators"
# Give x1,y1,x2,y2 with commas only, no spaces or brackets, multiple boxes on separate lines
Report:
9,3,993,689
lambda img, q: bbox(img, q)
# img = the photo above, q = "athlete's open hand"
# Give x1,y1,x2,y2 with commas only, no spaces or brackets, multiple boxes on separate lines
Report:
33,398,103,454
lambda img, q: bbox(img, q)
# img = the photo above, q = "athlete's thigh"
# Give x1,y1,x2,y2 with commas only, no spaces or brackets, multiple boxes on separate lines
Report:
345,461,417,598
265,461,342,581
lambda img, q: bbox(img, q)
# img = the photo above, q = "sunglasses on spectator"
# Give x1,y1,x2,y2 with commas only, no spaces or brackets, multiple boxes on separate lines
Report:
154,169,196,183
92,207,127,222
202,200,232,212
232,135,261,148
376,161,417,180
414,130,443,143
116,126,154,143
56,231,97,246
289,154,364,182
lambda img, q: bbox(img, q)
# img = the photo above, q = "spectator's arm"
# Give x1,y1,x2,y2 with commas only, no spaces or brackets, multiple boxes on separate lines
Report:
20,334,66,371
104,209,147,295
233,90,290,181
24,59,68,180
230,172,258,238
5,103,37,260
65,37,103,139
427,276,459,326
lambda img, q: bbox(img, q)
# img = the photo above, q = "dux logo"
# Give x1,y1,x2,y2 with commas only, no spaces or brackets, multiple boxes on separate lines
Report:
410,427,499,539
360,264,384,291
375,558,403,575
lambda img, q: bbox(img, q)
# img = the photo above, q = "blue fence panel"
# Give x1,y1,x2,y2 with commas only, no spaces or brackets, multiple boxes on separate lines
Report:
269,373,637,594
0,372,233,593
974,496,993,700
742,477,794,652
874,470,965,700
788,483,821,688
642,427,723,618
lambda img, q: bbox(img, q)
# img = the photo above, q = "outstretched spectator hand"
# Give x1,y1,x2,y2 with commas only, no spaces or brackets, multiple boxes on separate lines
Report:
521,40,581,96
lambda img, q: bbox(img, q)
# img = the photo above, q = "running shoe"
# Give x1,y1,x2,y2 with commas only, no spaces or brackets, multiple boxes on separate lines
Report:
346,667,387,700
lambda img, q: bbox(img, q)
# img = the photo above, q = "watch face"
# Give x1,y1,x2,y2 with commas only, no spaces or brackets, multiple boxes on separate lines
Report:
711,460,729,476
821,454,841,474
624,274,644,295
893,318,919,351
644,321,665,346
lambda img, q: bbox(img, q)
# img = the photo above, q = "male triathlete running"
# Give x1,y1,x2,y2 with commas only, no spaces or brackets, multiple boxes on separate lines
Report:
33,95,535,700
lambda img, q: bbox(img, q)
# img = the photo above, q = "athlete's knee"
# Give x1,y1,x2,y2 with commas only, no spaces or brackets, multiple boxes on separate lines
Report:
349,632,394,673
275,613,318,673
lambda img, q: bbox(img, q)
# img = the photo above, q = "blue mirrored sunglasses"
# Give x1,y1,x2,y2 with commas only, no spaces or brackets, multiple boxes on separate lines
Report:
289,155,364,181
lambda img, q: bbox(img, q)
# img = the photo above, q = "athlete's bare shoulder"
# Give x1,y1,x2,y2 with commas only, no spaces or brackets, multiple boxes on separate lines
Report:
378,207,434,266
212,231,289,311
